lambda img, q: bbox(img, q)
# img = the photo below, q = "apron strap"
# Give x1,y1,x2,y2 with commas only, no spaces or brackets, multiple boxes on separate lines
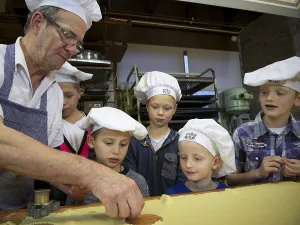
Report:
0,44,15,98
0,43,48,111
40,91,47,111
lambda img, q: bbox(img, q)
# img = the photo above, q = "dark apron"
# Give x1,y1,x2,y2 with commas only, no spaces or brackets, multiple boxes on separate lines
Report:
0,44,48,210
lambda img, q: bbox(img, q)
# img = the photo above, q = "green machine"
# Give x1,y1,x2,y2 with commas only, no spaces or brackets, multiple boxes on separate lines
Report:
219,87,253,134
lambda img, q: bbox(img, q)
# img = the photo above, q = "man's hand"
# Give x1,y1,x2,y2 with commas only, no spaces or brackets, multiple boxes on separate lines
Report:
256,156,284,179
283,158,300,177
86,164,144,219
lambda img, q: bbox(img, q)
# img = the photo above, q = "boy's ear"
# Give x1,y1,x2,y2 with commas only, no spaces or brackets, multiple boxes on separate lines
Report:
87,135,95,148
173,103,178,115
212,156,221,170
77,88,83,99
295,93,300,107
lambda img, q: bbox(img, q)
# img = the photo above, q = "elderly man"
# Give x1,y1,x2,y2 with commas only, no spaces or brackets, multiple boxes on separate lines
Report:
0,0,144,219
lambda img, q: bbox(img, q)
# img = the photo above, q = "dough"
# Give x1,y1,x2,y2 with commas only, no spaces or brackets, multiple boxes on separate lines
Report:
10,182,300,225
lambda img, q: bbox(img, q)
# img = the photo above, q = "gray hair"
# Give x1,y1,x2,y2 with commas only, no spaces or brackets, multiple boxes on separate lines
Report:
24,5,60,35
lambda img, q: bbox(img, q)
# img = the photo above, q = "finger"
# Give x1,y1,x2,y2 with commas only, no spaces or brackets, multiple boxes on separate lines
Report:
267,161,281,169
57,184,72,194
284,171,296,177
285,161,300,170
127,185,144,219
102,199,119,218
285,158,299,164
283,168,296,177
116,199,130,219
266,166,280,173
284,165,298,175
286,167,298,176
269,156,285,164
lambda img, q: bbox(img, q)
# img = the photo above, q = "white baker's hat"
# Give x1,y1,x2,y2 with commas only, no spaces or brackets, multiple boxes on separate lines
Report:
178,119,236,178
134,71,182,104
244,56,300,92
56,62,92,84
79,107,148,140
25,0,102,29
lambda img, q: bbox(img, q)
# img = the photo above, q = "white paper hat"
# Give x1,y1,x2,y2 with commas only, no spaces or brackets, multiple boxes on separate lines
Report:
56,62,92,83
244,56,300,92
178,119,236,178
134,71,182,104
25,0,102,29
79,107,148,140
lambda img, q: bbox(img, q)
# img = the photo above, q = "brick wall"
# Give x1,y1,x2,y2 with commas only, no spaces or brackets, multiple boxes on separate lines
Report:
239,14,300,119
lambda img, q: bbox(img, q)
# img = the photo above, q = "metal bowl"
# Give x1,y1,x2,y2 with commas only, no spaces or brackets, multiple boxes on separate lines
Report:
73,50,105,60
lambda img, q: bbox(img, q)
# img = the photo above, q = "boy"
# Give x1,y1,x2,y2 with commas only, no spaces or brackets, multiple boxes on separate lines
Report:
66,107,150,205
167,119,236,194
123,71,186,196
226,56,300,186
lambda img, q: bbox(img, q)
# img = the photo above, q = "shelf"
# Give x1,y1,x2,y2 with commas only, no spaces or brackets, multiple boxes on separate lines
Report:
80,95,109,107
123,66,219,125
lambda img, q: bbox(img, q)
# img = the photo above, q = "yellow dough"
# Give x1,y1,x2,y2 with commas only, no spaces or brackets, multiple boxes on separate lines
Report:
7,182,300,225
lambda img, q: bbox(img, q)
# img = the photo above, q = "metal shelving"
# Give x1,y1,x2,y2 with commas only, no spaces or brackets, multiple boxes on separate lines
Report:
121,66,220,131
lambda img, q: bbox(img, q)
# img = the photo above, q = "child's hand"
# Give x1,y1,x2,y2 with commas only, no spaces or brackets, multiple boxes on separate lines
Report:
256,156,284,179
283,158,300,177
53,183,89,201
70,185,90,201
53,183,72,194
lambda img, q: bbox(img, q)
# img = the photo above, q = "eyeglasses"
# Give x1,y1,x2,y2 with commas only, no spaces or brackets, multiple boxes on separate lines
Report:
42,14,84,55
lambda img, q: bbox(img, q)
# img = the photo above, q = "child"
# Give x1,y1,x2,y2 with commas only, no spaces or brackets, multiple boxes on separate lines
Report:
56,62,93,158
226,56,300,186
66,107,150,205
166,119,236,195
38,63,93,204
123,71,186,196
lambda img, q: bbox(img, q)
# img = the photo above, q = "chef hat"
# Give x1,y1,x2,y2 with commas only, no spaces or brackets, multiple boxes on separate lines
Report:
25,0,102,29
134,71,182,104
79,107,148,140
56,62,93,84
244,56,300,92
178,119,236,178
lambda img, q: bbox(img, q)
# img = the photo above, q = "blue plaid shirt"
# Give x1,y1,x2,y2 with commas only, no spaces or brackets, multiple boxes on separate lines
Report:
233,112,300,183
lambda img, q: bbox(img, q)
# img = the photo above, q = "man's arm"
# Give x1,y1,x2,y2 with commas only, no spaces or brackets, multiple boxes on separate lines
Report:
0,119,144,219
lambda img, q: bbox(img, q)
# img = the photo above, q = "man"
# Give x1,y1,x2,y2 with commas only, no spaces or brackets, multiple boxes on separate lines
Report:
0,0,144,219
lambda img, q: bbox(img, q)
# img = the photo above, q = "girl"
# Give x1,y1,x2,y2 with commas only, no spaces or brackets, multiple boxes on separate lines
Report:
56,62,93,158
46,62,93,204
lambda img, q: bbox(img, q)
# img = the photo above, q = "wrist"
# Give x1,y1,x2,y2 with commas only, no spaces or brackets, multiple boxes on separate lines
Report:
78,159,108,190
252,169,262,180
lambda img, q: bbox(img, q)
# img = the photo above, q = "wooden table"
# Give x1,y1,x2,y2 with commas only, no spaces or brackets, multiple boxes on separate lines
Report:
0,197,165,225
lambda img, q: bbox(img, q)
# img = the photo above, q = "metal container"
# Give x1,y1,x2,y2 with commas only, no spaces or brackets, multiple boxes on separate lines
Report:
74,50,105,60
68,50,112,66
34,189,51,205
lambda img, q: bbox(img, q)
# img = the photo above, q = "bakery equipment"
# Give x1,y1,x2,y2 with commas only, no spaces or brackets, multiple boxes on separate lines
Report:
27,189,60,219
219,87,253,134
